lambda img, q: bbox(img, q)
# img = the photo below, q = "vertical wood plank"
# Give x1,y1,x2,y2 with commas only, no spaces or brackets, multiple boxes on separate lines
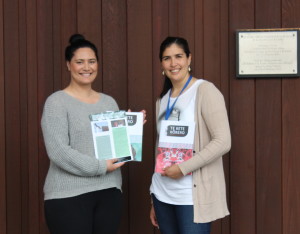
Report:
77,0,102,92
219,0,231,233
77,0,101,42
168,0,178,35
219,0,230,111
19,0,29,232
177,0,195,54
61,0,77,88
229,0,256,234
255,1,282,234
37,0,54,233
127,0,154,233
177,0,196,100
203,0,227,233
4,0,22,233
152,1,169,233
102,0,126,106
152,0,169,99
282,1,300,233
203,0,220,85
52,0,62,91
194,0,204,78
101,1,128,233
0,0,6,232
256,80,282,234
256,0,282,27
26,0,40,233
282,80,300,234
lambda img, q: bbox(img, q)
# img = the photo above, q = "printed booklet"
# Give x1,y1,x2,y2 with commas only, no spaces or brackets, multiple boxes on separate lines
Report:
155,120,195,173
126,112,144,161
90,111,143,163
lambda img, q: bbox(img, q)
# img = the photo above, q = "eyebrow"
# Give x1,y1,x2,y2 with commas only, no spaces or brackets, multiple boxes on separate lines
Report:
162,53,184,58
74,58,97,61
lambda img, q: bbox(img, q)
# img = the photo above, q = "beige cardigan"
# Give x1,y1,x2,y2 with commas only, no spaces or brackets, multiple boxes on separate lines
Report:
155,80,231,223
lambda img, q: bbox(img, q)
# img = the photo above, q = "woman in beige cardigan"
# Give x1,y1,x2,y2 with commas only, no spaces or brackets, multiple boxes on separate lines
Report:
149,37,231,234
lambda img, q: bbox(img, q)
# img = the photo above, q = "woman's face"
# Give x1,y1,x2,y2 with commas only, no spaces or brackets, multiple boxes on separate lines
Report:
67,47,98,86
161,43,191,83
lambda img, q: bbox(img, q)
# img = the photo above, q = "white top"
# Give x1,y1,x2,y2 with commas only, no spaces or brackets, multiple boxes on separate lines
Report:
150,79,203,205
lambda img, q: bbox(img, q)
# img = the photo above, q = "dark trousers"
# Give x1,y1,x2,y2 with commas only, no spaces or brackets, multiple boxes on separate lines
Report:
152,194,211,234
44,188,122,234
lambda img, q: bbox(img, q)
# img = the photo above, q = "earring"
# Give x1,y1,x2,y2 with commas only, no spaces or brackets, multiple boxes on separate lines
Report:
162,70,165,76
188,66,191,72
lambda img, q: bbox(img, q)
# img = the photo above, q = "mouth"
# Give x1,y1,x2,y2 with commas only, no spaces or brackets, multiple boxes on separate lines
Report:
80,73,93,77
170,69,180,74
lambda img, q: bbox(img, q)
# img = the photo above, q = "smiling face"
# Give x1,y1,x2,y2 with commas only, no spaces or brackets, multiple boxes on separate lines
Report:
66,47,98,86
161,43,191,84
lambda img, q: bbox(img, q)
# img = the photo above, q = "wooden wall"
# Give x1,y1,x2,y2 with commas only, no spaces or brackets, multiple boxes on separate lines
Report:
0,0,299,233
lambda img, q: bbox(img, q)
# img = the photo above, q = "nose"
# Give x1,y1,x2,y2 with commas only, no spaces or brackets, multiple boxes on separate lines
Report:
170,58,176,67
83,61,90,70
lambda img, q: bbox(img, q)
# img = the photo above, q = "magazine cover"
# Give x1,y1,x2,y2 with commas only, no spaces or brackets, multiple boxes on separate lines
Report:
90,111,133,163
126,112,144,161
155,120,195,173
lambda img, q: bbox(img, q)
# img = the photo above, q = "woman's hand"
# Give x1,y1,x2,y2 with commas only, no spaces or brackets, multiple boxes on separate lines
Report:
150,204,159,228
161,164,183,179
106,159,125,172
140,109,147,124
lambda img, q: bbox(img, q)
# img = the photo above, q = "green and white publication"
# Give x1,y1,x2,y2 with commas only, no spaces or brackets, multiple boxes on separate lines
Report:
90,111,143,163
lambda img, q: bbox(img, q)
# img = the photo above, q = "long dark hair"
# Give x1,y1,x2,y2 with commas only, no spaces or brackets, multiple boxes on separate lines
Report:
65,34,99,61
159,37,191,98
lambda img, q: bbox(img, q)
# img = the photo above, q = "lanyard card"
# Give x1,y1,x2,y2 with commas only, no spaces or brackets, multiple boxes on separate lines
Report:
90,111,133,163
155,120,195,173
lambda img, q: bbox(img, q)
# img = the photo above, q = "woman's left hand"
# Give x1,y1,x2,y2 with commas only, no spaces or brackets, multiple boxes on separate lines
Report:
150,204,159,228
141,109,147,124
161,164,183,179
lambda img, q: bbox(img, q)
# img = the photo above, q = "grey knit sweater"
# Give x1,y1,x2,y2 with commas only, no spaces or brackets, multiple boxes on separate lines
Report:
41,91,122,200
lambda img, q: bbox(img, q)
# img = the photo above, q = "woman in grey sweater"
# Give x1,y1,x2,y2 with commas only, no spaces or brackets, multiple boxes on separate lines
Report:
41,34,127,234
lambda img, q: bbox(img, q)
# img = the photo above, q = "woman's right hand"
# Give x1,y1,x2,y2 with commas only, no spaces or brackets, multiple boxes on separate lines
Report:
150,204,159,228
106,159,125,172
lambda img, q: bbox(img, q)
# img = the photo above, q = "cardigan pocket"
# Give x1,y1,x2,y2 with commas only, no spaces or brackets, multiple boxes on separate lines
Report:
198,167,217,204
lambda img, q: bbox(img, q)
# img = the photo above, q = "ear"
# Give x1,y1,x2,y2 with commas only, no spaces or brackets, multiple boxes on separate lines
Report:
66,61,71,71
188,53,192,65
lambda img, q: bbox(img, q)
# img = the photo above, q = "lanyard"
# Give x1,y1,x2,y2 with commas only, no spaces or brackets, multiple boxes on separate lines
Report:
165,75,192,120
